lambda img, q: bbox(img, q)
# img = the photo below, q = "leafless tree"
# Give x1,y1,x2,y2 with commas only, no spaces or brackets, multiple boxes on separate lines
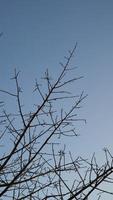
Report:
0,45,113,200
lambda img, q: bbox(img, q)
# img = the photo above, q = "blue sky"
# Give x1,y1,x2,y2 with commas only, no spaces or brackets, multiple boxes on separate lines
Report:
0,0,113,168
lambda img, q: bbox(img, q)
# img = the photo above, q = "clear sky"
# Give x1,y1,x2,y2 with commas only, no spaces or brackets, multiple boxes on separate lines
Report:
0,1,113,197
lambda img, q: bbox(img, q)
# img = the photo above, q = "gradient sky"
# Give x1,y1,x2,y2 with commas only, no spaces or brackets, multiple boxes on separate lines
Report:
0,1,113,198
